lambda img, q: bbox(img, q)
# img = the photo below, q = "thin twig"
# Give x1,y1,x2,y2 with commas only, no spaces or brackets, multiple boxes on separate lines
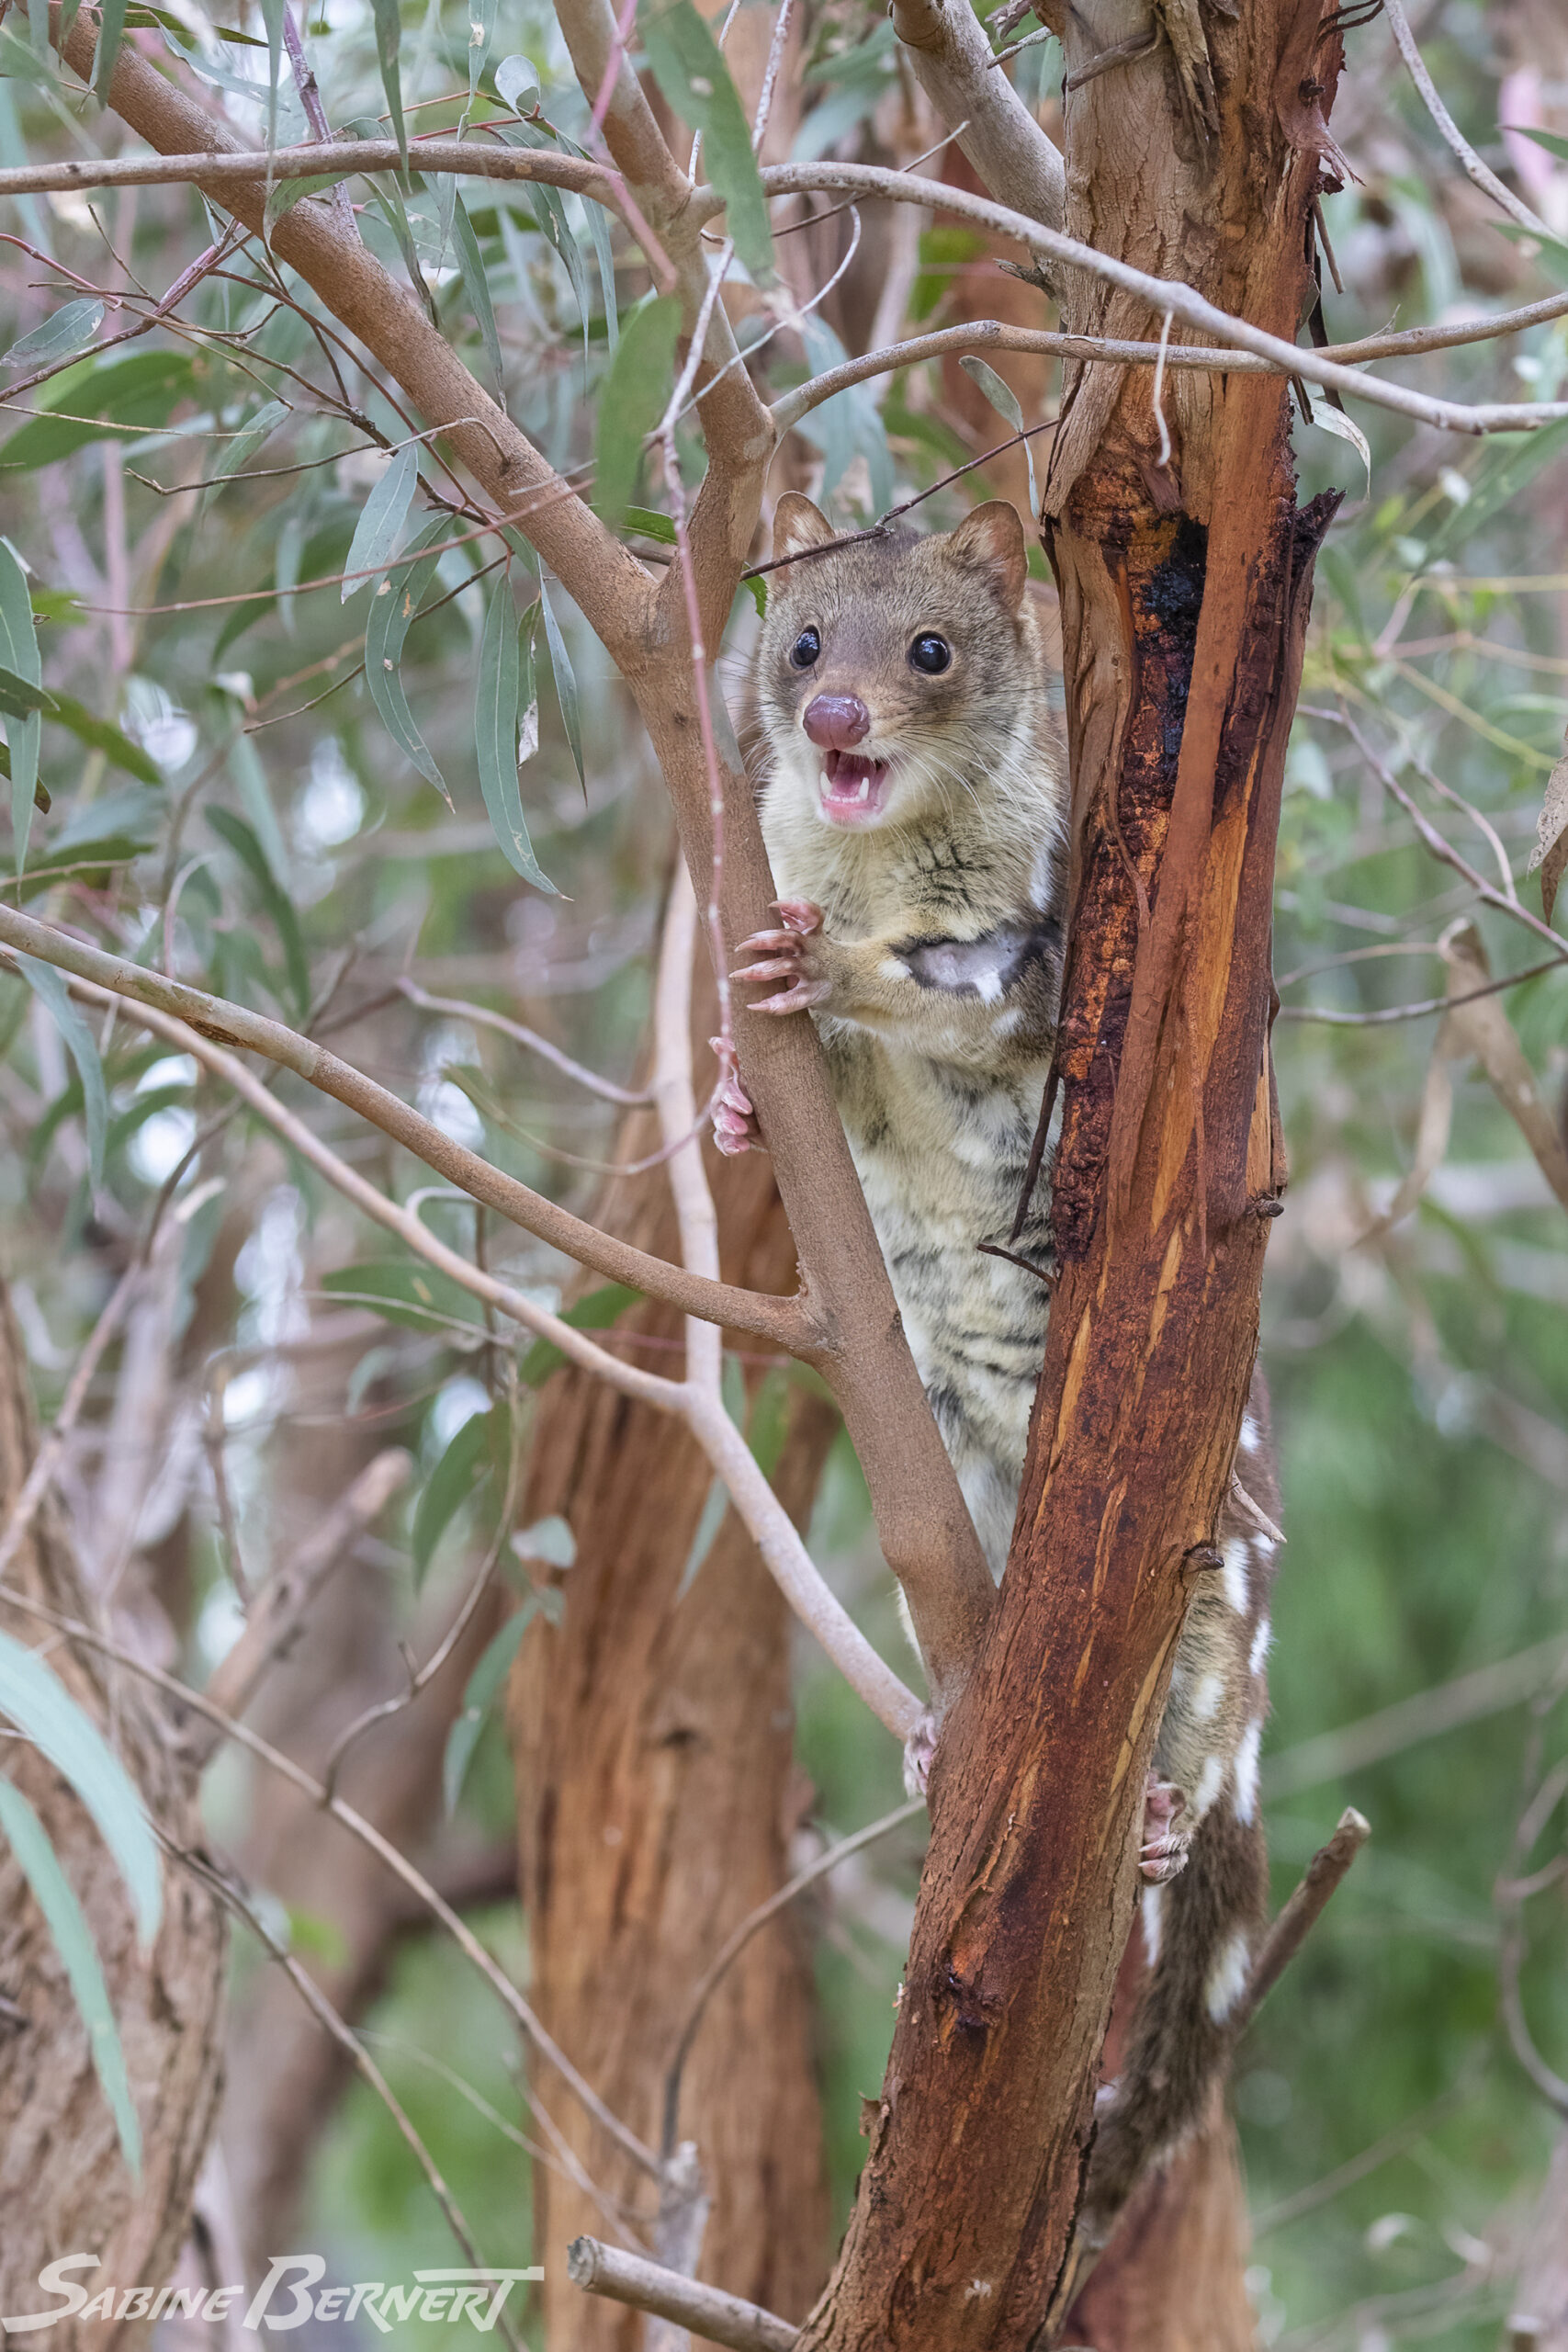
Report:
1235,1807,1371,2031
567,2240,796,2352
1382,0,1549,238
397,978,652,1106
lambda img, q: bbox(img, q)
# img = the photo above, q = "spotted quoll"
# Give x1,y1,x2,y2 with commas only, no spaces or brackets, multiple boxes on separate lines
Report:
722,490,1281,2263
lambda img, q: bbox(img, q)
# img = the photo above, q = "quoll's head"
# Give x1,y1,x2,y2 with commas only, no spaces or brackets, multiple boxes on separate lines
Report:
754,494,1040,833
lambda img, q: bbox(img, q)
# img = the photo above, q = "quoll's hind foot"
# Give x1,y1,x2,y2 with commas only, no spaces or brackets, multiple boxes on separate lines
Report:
902,1708,939,1799
710,1048,761,1157
732,899,832,1016
1140,1773,1191,1884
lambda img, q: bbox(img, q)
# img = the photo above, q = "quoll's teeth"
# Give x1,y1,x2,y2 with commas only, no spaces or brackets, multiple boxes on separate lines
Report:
855,774,871,802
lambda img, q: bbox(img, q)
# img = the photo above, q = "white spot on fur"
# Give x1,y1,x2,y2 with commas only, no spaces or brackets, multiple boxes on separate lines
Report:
1193,1671,1224,1722
993,1005,1023,1035
1251,1532,1278,1559
1221,1536,1251,1612
975,967,1003,1006
1142,1883,1164,1969
1240,1413,1261,1454
878,955,909,981
1191,1753,1225,1819
1250,1616,1272,1676
964,2280,994,2302
1205,1929,1252,2023
1234,1717,1263,1824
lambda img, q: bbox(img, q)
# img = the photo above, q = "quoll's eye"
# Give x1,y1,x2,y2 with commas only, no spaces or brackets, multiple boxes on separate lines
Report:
789,628,821,670
908,633,952,675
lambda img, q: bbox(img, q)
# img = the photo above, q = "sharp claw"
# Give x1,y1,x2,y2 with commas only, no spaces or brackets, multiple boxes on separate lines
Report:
736,927,798,955
732,956,803,985
753,981,829,1013
771,898,822,933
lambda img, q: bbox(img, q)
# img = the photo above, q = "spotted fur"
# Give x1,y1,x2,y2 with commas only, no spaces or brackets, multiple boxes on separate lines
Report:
743,493,1280,2259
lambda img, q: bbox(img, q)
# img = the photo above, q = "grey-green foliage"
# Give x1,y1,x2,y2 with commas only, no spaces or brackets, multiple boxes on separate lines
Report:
0,0,1562,2338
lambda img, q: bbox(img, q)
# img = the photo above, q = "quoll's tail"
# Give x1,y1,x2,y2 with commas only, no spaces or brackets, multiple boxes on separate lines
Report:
1077,1798,1269,2250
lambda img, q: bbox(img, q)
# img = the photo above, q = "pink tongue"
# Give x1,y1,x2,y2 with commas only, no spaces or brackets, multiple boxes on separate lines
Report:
827,751,876,789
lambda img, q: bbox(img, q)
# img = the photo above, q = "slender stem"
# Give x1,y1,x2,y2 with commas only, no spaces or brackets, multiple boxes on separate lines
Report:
1235,1808,1371,2030
567,2240,796,2352
654,865,722,1397
1382,0,1549,238
0,910,812,1351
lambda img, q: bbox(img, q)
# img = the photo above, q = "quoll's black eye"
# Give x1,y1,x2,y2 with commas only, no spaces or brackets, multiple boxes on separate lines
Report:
908,633,952,675
789,628,821,670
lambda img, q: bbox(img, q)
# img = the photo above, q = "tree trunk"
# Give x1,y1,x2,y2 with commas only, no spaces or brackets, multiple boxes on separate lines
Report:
510,1001,834,2345
795,4,1341,2342
0,1280,227,2349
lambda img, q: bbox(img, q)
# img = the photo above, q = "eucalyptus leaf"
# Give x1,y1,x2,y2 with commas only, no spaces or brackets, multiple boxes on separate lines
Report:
343,442,420,603
208,395,289,488
0,537,41,868
0,1628,161,1949
443,1598,547,1814
451,195,505,397
15,955,105,1185
539,580,584,792
0,1776,143,2177
640,0,773,283
364,516,451,803
92,0,129,101
476,579,556,892
370,0,407,169
412,1400,510,1581
959,354,1038,515
2,299,104,370
594,295,680,531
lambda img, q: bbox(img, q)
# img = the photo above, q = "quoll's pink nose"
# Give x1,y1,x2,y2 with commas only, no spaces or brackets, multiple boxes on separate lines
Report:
803,693,870,752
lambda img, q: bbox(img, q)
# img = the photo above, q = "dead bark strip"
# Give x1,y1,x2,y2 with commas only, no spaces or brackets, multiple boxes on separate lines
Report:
795,4,1342,2342
511,1069,832,2347
0,1281,227,2350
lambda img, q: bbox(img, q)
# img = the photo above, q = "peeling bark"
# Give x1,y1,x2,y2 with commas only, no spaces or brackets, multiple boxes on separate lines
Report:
795,5,1341,2343
0,1281,226,2349
511,1017,832,2347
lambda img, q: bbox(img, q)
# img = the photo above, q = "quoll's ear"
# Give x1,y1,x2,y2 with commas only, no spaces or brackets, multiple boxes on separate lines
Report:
948,501,1029,610
772,493,835,562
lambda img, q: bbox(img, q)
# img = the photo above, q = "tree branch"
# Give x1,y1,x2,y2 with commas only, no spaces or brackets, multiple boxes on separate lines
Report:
0,908,811,1351
738,164,1568,437
1382,0,1550,239
889,0,1065,238
48,6,657,667
568,2238,797,2352
770,291,1568,427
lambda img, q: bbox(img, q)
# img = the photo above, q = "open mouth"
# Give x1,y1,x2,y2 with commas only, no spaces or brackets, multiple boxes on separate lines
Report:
819,750,891,825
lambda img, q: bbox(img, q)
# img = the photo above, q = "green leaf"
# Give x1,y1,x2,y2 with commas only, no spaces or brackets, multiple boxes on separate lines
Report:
467,0,497,112
451,194,505,399
343,441,419,601
365,178,434,319
1510,124,1568,166
640,0,773,283
0,1628,161,1951
0,538,41,869
258,0,284,146
16,954,105,1184
593,294,680,531
364,516,450,804
264,170,353,233
442,1599,543,1814
0,1775,142,2177
476,578,556,893
321,1259,484,1337
539,579,584,792
44,691,162,785
206,800,310,1019
93,0,130,101
960,353,1038,515
370,0,407,170
0,661,52,718
490,122,591,351
519,1283,642,1385
1426,415,1568,560
209,394,289,488
624,503,676,547
412,1399,509,1580
0,349,196,471
2,299,104,371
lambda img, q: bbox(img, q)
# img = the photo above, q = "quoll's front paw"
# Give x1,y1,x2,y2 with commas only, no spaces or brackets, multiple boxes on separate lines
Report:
1140,1773,1191,1884
732,899,832,1015
902,1708,939,1799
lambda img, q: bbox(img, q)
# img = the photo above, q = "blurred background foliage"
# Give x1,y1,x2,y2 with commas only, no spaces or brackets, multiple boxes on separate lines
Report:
0,0,1566,2343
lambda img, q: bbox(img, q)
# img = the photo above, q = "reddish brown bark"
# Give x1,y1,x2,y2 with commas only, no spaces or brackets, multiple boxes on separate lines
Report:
510,1061,834,2346
795,5,1341,2342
